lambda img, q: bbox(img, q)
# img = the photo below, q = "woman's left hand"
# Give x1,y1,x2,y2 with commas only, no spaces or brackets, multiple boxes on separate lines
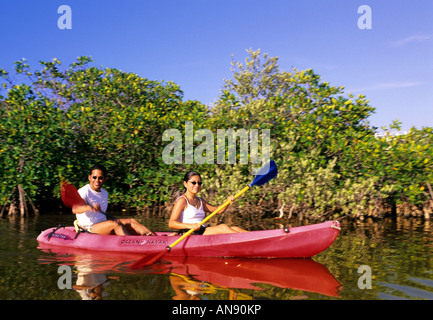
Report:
217,195,235,214
227,195,235,204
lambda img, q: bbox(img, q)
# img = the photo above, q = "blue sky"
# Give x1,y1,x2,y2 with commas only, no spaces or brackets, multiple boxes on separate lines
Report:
1,0,432,130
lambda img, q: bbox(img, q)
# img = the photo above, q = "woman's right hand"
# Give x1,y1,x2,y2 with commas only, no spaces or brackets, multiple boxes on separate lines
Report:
189,223,202,231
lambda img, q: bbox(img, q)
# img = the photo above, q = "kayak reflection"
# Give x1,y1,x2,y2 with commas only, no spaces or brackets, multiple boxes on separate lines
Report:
38,244,342,299
160,256,342,298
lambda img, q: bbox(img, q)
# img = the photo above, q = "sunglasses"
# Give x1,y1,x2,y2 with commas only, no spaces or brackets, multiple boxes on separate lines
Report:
189,181,202,186
92,176,104,181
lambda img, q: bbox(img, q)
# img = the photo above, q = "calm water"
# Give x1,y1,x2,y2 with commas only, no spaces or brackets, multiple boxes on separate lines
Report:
1,213,433,300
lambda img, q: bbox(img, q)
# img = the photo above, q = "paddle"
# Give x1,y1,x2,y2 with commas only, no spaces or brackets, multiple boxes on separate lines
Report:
130,160,278,269
60,180,116,220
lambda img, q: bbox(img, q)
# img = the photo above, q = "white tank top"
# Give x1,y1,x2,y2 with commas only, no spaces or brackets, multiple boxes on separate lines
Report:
178,196,205,225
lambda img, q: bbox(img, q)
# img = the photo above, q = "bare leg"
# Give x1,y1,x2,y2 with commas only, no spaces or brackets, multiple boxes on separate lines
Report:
230,226,248,233
203,224,247,235
117,218,155,236
91,220,130,235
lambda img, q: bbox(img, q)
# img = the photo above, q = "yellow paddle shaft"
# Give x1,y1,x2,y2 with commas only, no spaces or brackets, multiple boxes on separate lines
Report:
168,185,250,249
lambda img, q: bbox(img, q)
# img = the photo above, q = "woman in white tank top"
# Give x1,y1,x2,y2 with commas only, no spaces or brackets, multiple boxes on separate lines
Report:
168,171,247,235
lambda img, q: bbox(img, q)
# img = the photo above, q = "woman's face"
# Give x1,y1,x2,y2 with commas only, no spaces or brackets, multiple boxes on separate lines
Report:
184,175,202,195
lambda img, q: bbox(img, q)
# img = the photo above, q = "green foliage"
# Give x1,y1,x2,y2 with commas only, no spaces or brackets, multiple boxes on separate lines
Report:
0,50,432,218
0,57,208,211
206,49,432,218
0,82,71,202
365,124,433,205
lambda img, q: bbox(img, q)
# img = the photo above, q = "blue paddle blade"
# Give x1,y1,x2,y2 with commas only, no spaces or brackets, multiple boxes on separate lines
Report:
249,160,278,187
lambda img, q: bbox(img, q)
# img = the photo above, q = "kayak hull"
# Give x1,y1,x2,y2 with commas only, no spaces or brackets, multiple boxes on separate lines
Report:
37,220,340,258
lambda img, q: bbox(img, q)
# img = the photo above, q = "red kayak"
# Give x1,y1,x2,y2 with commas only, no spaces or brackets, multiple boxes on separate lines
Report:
37,220,340,258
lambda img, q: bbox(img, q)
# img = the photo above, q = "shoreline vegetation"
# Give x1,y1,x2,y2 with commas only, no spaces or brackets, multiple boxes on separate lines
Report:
1,49,432,220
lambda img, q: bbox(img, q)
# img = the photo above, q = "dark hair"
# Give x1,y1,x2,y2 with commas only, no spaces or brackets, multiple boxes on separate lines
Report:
183,171,200,182
183,171,200,189
90,164,107,177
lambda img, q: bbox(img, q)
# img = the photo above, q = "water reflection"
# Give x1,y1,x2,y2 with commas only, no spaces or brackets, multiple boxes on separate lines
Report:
37,244,342,300
158,257,342,298
73,273,115,300
378,281,433,300
3,214,433,299
315,217,433,300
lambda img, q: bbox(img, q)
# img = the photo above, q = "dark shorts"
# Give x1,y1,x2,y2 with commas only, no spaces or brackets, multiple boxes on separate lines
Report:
178,225,206,235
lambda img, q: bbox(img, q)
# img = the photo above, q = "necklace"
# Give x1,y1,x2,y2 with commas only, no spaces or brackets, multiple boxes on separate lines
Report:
186,196,199,208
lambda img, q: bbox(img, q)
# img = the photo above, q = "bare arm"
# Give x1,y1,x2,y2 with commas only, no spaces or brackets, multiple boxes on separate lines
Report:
72,203,100,214
202,196,234,214
168,198,201,231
